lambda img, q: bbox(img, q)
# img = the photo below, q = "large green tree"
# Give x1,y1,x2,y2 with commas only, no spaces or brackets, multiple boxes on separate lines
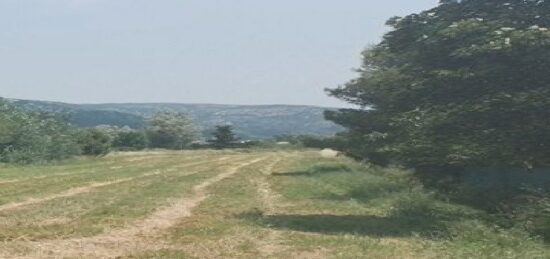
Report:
0,99,80,163
77,128,112,156
209,125,238,148
113,130,148,151
146,112,200,149
326,0,550,170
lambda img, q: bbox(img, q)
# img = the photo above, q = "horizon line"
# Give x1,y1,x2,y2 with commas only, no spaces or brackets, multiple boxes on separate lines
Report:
5,97,351,109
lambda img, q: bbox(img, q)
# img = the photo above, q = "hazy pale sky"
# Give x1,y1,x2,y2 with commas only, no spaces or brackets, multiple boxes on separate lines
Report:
1,0,437,107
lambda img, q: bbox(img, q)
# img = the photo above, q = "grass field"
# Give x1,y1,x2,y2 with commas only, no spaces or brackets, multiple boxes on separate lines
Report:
0,149,548,258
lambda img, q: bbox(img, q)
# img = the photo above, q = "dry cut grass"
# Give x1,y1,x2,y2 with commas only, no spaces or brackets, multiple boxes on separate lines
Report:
0,149,548,258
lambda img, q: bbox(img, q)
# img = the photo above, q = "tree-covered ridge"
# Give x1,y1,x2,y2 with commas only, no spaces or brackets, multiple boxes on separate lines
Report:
9,99,343,139
0,99,203,163
326,0,550,169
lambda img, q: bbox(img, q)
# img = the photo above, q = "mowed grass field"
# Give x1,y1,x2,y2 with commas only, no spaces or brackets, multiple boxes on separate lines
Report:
0,150,548,258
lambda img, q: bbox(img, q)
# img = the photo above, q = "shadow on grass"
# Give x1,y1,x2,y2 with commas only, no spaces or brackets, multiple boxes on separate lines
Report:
240,210,450,238
320,181,411,203
272,164,353,177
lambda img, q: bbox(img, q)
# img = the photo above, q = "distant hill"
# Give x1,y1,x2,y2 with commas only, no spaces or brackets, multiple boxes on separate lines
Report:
7,99,343,139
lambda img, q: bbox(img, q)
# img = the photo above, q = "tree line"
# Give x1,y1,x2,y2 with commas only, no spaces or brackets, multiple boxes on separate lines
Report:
0,99,242,164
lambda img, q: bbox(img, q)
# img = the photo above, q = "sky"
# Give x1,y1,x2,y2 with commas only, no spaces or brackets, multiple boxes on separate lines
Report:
0,0,437,107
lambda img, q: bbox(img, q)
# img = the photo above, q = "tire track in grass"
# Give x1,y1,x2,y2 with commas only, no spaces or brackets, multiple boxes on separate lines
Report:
1,156,266,259
257,156,284,213
152,154,286,258
0,153,215,185
0,161,117,185
0,173,159,212
252,156,292,257
0,157,231,213
253,154,332,259
242,153,328,258
0,161,148,185
0,156,241,240
0,160,170,207
0,179,21,185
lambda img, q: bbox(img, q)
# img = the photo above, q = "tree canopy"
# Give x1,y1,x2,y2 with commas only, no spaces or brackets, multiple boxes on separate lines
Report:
209,125,238,148
77,128,112,156
146,111,200,149
326,0,550,170
0,99,80,163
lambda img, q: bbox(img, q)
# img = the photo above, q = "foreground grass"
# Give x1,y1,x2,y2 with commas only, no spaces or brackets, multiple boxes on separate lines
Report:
257,154,549,258
131,151,550,258
0,150,548,258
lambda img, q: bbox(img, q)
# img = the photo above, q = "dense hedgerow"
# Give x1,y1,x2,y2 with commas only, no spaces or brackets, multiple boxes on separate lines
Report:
0,99,80,164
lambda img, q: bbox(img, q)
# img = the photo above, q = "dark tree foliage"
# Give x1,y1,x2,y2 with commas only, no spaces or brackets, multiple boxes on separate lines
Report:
112,131,148,151
326,0,550,169
210,125,238,148
274,134,349,150
77,129,112,156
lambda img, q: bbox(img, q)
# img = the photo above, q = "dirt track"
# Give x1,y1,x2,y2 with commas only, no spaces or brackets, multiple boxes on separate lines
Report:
0,155,266,258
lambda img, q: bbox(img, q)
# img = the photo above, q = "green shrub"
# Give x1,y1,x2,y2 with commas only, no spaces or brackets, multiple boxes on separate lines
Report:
0,100,80,164
77,128,111,156
113,131,148,151
146,112,199,149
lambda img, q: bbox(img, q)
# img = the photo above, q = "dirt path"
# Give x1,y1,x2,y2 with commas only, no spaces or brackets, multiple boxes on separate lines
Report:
0,161,117,185
0,179,22,185
257,157,283,213
0,157,230,213
0,173,158,212
0,154,214,185
251,157,292,257
1,156,265,259
253,154,329,259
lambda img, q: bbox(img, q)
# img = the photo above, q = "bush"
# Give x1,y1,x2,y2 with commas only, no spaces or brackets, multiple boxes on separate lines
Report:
208,125,238,149
0,100,80,164
77,128,112,156
146,112,200,149
113,131,148,151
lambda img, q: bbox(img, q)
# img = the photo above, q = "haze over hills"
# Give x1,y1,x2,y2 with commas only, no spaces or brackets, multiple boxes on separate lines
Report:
7,99,344,139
